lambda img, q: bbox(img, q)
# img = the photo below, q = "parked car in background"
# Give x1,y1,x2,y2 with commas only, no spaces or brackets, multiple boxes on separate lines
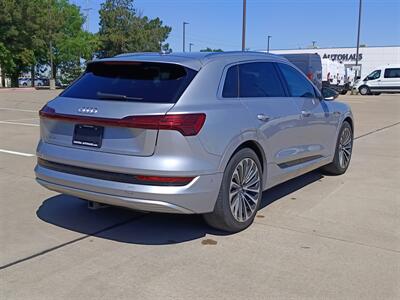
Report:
18,77,47,87
35,52,354,232
280,53,322,90
354,64,400,95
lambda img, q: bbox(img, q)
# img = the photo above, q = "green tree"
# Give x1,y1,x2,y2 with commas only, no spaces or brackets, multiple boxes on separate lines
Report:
46,0,98,83
0,0,41,86
0,0,98,87
200,47,223,52
98,0,171,58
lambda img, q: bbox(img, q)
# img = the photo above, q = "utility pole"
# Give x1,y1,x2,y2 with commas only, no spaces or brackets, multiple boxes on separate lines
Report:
352,0,363,94
242,0,247,51
267,35,271,53
189,43,194,52
183,22,189,52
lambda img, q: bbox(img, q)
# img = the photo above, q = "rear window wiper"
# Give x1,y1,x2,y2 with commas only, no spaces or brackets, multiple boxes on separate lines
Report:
97,92,143,101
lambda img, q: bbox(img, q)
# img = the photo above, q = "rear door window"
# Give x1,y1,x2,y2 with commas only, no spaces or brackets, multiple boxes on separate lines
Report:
277,63,316,98
238,62,286,97
384,68,400,78
61,62,197,103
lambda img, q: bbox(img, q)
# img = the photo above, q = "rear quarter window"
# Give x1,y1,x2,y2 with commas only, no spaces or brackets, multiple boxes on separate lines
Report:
222,65,239,98
61,62,197,103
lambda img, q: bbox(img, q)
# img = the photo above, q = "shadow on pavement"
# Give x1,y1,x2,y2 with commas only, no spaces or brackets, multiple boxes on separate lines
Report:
259,170,323,209
36,171,323,245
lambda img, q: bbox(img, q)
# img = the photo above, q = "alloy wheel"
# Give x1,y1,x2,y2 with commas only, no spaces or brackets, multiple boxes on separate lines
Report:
338,127,352,169
229,158,261,222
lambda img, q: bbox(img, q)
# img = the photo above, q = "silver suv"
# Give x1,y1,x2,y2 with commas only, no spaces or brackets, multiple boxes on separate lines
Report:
35,52,353,232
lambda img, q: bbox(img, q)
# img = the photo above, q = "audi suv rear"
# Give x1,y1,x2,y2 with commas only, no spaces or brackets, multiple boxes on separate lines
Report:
36,52,353,232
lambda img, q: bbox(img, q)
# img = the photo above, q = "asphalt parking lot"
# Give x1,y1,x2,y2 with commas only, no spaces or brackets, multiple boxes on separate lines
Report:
0,89,399,299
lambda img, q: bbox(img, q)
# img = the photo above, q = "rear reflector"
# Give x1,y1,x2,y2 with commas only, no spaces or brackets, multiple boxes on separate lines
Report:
136,175,194,185
39,105,206,136
37,158,195,186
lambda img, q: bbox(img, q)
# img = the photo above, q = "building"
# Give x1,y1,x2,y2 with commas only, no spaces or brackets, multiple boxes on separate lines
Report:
271,45,400,80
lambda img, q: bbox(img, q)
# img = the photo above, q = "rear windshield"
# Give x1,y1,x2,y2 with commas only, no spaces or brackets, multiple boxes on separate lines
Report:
61,61,197,103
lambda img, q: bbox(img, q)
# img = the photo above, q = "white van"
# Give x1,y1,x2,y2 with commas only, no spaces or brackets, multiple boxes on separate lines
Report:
355,64,400,95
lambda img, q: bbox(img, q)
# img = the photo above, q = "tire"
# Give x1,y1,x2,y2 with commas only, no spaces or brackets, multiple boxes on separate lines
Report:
203,148,263,232
340,90,348,95
321,121,353,175
359,85,370,95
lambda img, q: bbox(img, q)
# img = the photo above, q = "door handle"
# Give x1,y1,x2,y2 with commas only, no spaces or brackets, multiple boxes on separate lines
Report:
257,114,270,122
301,111,312,117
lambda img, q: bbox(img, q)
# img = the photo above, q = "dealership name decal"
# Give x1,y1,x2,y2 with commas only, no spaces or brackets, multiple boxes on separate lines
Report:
323,53,363,61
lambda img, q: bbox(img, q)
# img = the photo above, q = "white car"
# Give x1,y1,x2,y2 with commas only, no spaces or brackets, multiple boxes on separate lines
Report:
355,65,400,95
18,78,46,87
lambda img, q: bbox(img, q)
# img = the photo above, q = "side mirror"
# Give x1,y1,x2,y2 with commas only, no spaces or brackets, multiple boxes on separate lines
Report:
321,87,339,101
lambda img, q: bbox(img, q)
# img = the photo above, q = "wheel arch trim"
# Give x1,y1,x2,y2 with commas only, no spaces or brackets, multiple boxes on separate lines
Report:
218,131,267,185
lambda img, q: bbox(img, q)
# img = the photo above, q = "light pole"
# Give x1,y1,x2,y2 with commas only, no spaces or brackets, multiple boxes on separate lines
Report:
183,22,189,52
352,0,363,94
267,35,271,53
355,0,362,79
189,43,194,52
242,0,247,51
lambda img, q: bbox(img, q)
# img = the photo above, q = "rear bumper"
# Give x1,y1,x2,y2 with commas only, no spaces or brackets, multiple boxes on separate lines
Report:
35,164,223,214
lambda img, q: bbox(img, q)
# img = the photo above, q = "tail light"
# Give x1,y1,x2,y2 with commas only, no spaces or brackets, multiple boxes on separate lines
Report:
307,71,313,80
39,105,206,136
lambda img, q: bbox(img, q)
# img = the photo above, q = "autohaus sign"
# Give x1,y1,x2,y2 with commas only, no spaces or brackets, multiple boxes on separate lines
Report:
323,53,363,62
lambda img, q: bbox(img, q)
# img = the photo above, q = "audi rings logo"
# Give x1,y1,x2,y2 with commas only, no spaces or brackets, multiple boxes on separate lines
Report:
78,107,98,114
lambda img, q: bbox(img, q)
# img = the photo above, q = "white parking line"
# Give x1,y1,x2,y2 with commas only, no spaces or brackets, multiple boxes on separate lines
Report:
2,118,39,122
0,107,37,113
0,121,39,127
0,149,35,157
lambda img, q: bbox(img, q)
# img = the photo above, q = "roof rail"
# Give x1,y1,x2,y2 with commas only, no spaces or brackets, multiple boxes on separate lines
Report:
114,52,159,57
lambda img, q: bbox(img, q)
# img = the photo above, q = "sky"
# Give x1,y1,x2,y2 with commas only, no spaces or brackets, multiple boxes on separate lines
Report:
74,0,400,52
